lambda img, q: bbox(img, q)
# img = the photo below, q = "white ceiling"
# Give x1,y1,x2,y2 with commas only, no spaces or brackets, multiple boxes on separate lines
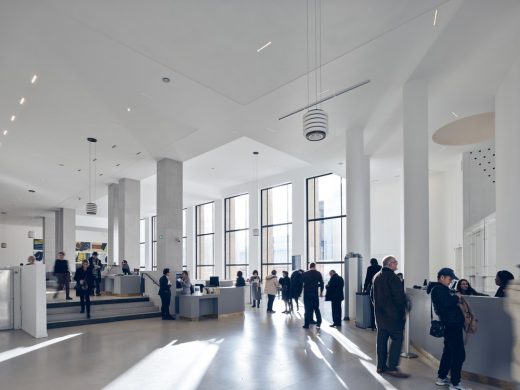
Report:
1,0,520,224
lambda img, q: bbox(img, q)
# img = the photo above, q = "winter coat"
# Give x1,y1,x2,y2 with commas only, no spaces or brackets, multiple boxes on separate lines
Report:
371,267,406,331
364,264,382,292
427,282,464,325
325,273,344,302
250,275,262,300
505,279,520,383
290,270,304,299
264,275,281,296
279,276,291,300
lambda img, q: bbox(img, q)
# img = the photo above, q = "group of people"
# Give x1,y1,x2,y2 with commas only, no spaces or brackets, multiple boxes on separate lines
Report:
158,269,192,320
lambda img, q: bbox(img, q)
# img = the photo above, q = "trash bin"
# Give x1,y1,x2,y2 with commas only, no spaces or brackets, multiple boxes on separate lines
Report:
355,292,372,329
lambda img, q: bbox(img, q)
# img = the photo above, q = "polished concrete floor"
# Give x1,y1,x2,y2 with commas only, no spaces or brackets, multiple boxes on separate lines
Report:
0,298,497,390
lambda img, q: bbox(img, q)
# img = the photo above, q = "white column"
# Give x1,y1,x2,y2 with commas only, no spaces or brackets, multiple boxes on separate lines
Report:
402,79,429,286
118,178,140,269
214,199,224,278
346,127,371,319
495,57,520,272
144,217,151,271
43,214,55,273
248,183,260,276
55,208,76,264
186,207,196,275
108,183,119,265
292,176,305,270
157,158,183,272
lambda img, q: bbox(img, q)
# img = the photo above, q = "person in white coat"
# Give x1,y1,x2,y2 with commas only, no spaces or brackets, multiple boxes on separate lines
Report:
264,270,281,313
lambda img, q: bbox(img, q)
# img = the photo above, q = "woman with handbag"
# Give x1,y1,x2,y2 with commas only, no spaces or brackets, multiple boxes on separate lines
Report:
264,270,281,313
74,260,94,319
248,270,262,308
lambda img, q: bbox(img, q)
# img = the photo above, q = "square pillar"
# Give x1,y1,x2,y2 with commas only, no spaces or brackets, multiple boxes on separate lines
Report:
108,183,119,265
55,208,76,265
118,178,140,269
43,214,55,273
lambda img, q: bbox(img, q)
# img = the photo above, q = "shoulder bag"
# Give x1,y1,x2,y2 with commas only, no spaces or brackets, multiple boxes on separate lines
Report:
430,289,445,338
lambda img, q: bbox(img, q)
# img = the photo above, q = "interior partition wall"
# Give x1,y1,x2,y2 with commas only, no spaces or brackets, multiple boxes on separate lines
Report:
182,208,187,270
151,216,157,270
195,202,215,280
261,183,292,279
306,173,346,277
139,218,146,269
224,193,249,279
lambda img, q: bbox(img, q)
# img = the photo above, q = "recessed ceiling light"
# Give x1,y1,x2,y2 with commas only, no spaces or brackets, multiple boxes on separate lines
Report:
136,152,141,155
28,189,36,193
338,162,344,165
162,77,171,83
211,167,215,170
31,74,38,84
99,173,103,177
116,163,120,167
19,97,25,105
451,111,459,118
2,130,7,136
59,163,65,167
257,41,272,53
127,107,131,112
10,115,16,122
112,144,117,149
433,9,438,26
77,169,82,172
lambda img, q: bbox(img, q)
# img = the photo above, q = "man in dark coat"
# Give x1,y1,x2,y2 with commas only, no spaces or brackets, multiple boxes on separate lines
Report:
325,270,344,327
371,256,409,378
158,268,175,320
364,258,382,330
427,268,466,388
290,269,304,311
302,263,324,329
88,251,103,296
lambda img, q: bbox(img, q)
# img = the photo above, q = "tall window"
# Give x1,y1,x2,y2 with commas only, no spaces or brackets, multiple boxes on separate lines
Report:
182,208,187,270
196,202,215,280
151,216,157,270
307,174,346,277
140,218,146,269
225,194,249,279
261,183,292,278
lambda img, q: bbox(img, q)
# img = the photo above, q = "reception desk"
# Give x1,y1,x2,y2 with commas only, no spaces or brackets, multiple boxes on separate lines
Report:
407,288,514,388
178,287,245,320
104,275,141,295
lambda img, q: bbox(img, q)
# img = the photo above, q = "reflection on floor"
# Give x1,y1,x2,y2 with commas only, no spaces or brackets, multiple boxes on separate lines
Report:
0,298,498,390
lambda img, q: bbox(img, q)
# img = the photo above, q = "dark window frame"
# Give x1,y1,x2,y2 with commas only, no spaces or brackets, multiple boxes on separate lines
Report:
195,201,215,279
224,193,249,279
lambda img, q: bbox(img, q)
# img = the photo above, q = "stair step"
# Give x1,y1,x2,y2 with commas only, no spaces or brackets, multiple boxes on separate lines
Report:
47,305,159,322
47,301,155,314
47,312,162,329
47,296,149,308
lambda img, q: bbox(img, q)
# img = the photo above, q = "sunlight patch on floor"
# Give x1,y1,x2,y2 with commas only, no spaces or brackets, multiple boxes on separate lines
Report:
0,333,82,363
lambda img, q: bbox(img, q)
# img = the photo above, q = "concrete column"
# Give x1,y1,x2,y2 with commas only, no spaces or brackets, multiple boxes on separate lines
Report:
346,127,371,319
402,79,429,286
157,158,183,272
248,182,260,276
144,217,151,271
107,183,119,265
55,208,76,264
292,176,305,270
118,178,140,268
495,57,520,272
214,199,224,278
186,207,196,275
43,214,55,272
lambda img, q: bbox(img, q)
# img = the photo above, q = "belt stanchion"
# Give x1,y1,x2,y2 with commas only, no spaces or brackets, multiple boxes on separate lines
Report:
400,311,418,359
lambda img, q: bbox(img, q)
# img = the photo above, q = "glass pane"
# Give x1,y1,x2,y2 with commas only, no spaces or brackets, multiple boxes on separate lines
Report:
152,242,157,270
197,266,215,281
152,216,157,241
268,185,290,225
226,230,248,265
313,263,343,282
261,189,268,226
197,235,214,266
197,203,214,234
182,209,187,238
308,221,316,261
140,243,146,268
262,265,290,281
227,194,249,231
227,265,249,280
182,237,187,268
307,178,315,220
314,174,342,219
261,227,268,262
140,219,146,243
271,225,289,263
341,177,346,215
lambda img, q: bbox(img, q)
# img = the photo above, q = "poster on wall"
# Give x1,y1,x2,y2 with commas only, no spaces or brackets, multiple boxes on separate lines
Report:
75,242,107,264
33,239,44,261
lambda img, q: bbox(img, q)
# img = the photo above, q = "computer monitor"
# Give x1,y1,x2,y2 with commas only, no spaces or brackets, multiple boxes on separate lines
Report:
209,276,220,287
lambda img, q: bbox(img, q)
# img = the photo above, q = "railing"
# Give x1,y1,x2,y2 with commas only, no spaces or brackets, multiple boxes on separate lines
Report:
142,272,160,287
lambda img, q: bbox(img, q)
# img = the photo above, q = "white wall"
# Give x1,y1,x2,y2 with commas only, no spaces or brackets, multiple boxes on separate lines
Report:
0,224,43,267
76,229,108,243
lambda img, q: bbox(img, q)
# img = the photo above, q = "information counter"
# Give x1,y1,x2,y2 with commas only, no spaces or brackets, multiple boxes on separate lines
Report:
407,288,514,388
104,275,141,295
178,286,245,320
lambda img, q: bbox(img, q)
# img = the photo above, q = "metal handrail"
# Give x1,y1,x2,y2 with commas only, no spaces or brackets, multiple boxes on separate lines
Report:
142,272,160,287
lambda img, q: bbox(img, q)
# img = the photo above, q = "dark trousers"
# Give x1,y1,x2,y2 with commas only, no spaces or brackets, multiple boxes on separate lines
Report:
160,293,171,318
292,297,300,310
267,294,275,311
331,300,342,325
438,324,466,385
369,300,376,329
376,328,404,371
94,276,101,294
56,273,70,297
79,290,90,315
304,295,322,326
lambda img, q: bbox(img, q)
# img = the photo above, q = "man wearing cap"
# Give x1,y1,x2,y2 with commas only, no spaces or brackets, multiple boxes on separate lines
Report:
427,268,467,390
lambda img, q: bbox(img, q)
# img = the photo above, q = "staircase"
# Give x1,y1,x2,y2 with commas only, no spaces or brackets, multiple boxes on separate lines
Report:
47,296,161,328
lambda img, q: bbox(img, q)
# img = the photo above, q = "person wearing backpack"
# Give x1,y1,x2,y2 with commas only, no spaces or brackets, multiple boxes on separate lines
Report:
427,268,467,390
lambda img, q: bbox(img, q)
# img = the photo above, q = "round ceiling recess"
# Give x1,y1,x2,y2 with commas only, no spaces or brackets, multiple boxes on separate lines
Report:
432,112,494,146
